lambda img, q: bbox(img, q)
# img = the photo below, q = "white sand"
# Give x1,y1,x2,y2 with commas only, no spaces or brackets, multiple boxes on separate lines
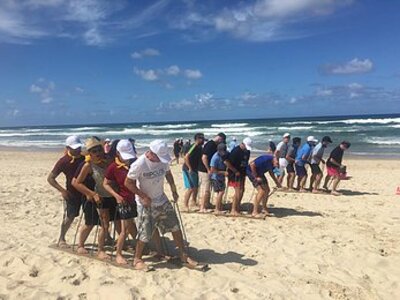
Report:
0,151,399,299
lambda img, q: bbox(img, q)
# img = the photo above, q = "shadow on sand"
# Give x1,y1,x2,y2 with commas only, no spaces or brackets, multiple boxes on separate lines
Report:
268,207,323,218
340,189,379,196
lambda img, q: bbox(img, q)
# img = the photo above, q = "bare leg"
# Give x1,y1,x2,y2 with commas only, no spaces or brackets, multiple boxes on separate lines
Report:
200,188,211,212
190,188,198,208
172,230,197,265
309,174,316,190
252,186,266,216
183,189,192,211
230,186,241,215
288,173,295,190
214,191,224,214
300,175,308,192
313,173,323,192
115,219,128,264
331,177,342,195
98,209,110,260
323,175,331,190
58,216,74,245
77,224,93,254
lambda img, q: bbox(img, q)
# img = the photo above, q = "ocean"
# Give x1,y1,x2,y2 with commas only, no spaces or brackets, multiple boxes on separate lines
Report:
1,114,400,157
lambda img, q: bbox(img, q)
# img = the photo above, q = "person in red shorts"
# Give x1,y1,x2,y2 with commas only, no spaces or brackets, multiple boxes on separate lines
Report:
103,139,138,265
323,141,351,196
47,135,84,247
224,137,252,216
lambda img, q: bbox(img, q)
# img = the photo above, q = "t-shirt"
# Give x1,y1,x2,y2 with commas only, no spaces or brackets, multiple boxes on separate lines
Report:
210,152,227,181
276,141,289,158
287,145,298,162
104,162,135,203
182,144,203,172
228,140,237,152
52,154,85,198
295,143,312,166
198,140,217,173
226,145,250,176
182,143,191,155
311,143,325,164
127,154,170,207
326,146,344,168
247,155,274,176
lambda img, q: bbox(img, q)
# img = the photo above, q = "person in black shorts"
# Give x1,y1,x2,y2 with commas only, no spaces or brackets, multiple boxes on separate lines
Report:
47,135,85,247
172,138,182,165
285,137,301,191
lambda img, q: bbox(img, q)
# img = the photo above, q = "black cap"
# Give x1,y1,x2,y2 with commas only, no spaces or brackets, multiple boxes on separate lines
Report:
322,136,332,143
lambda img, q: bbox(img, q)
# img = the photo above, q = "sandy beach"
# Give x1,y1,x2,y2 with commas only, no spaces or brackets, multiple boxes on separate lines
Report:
0,150,399,300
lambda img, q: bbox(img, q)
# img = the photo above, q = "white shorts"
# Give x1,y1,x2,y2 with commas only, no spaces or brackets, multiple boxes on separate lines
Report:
279,158,288,176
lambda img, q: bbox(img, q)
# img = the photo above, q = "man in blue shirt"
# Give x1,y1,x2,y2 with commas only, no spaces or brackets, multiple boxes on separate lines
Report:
295,136,318,192
246,154,281,217
210,143,229,214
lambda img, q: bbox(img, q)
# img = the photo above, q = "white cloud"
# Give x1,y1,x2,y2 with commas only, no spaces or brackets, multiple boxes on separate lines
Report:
7,109,20,117
29,79,56,104
184,69,202,79
131,48,160,59
174,0,354,42
316,88,333,96
348,82,363,89
166,65,180,76
322,58,373,75
289,97,297,104
133,67,159,81
75,86,84,93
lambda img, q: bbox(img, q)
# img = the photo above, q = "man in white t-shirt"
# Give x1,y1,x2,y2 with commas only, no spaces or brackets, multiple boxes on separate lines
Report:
274,133,291,185
125,139,198,271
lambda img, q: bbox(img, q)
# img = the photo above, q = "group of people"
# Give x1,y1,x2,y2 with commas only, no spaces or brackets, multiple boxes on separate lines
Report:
48,136,197,270
48,132,350,268
179,132,351,218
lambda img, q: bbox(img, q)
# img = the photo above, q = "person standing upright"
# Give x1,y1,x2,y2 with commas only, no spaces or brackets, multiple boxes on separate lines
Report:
275,133,291,186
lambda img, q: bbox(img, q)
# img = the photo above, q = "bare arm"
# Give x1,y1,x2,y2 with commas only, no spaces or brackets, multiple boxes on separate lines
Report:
103,178,124,203
249,162,258,178
201,154,210,173
268,169,282,188
72,163,96,199
224,160,239,176
47,171,70,199
184,152,192,172
285,154,295,163
329,158,341,167
124,177,151,207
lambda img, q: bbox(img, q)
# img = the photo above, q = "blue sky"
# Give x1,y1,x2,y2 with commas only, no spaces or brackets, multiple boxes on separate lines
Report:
0,0,399,127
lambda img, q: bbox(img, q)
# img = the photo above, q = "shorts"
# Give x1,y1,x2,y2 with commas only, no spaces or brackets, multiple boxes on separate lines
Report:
199,171,211,195
286,163,295,173
117,202,138,220
82,199,100,226
183,169,199,189
211,178,226,193
174,151,180,158
98,197,120,221
327,166,340,177
279,158,288,176
246,171,268,188
295,164,307,177
65,197,82,219
136,201,180,243
310,164,322,175
228,174,246,188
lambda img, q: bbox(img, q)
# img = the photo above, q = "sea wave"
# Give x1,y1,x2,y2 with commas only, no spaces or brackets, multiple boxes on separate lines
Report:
277,126,313,131
283,117,400,126
142,123,198,129
211,123,249,128
364,137,400,145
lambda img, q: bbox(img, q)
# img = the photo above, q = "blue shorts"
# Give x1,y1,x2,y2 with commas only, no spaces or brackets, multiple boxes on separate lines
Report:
183,169,199,189
295,164,307,177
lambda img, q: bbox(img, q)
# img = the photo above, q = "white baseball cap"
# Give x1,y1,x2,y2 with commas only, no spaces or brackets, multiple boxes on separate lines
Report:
117,139,136,160
283,133,291,138
65,135,83,149
307,136,318,143
243,137,253,151
150,139,171,163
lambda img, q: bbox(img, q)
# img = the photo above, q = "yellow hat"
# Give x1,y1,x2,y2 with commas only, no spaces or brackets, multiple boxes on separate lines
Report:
85,137,103,151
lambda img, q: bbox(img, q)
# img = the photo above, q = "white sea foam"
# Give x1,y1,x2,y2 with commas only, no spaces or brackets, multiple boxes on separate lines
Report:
364,137,400,145
142,123,198,129
277,126,313,131
211,123,249,128
283,117,400,126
